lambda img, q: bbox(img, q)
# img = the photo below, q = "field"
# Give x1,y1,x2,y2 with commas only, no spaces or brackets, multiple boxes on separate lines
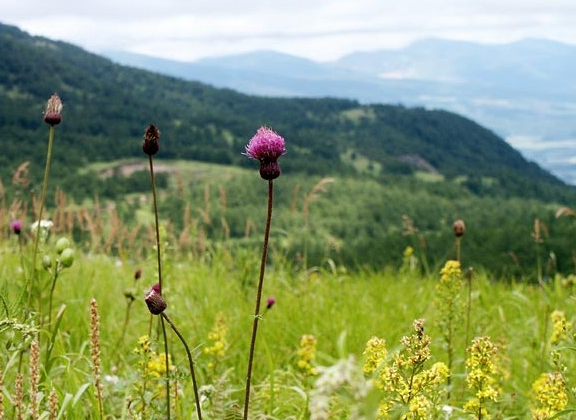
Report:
2,210,576,418
3,107,576,419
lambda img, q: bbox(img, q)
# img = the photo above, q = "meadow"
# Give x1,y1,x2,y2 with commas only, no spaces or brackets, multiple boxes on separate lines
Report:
3,95,576,420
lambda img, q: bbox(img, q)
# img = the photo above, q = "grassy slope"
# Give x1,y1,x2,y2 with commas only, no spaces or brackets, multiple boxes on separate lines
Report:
1,239,574,417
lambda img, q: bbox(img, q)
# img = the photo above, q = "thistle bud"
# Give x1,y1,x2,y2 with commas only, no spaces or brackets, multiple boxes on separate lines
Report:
42,255,53,270
266,296,276,309
143,124,160,156
453,219,465,238
145,283,167,315
134,268,142,281
43,93,63,125
59,248,75,268
55,237,71,254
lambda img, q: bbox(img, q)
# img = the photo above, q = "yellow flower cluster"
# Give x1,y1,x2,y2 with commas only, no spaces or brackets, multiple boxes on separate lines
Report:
134,334,152,355
297,334,318,376
364,320,449,419
530,372,568,420
147,352,173,379
363,336,387,374
550,310,572,345
464,337,501,418
401,246,418,273
204,313,228,359
439,260,462,284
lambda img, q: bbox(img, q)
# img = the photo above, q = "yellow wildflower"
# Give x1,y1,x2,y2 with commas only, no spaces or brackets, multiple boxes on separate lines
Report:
464,337,501,418
439,260,462,283
363,336,387,374
531,372,568,420
550,310,572,345
297,334,318,376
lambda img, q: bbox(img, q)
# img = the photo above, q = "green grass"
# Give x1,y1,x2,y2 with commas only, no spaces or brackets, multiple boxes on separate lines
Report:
1,235,576,418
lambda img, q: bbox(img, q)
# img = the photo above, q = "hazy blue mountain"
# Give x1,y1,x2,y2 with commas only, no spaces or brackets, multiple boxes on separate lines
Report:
105,39,576,183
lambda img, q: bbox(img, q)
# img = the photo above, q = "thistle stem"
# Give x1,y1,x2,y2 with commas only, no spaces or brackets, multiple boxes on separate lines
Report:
149,154,163,292
243,179,274,420
160,316,171,419
29,124,56,318
148,153,170,418
162,313,203,419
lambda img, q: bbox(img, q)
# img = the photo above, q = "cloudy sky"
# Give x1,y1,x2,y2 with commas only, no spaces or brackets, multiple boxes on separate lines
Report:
3,0,576,62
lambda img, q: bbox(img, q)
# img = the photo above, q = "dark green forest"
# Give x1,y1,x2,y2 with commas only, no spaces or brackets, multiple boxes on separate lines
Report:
2,21,576,277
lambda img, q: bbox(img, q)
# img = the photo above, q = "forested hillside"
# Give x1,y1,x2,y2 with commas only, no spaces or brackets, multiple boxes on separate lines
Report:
3,22,576,276
0,22,572,202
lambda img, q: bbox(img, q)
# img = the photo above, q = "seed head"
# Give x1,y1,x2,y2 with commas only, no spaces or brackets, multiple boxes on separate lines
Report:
43,93,63,125
145,283,167,315
143,124,160,156
10,220,22,235
453,219,465,237
244,126,286,180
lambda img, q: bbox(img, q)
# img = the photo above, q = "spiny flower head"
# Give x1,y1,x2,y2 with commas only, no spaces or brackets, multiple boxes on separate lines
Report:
531,372,568,419
244,126,286,180
43,93,63,125
142,124,160,156
10,220,22,235
144,283,167,315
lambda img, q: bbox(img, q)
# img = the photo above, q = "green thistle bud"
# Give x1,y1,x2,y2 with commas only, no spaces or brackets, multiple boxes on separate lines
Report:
59,248,75,268
42,255,52,270
55,237,71,254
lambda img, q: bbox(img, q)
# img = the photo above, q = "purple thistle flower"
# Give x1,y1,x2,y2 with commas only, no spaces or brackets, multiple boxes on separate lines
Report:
245,127,286,180
145,283,166,315
266,296,276,309
10,220,22,235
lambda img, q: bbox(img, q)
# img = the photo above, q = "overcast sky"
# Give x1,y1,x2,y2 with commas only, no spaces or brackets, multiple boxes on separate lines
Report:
3,0,576,62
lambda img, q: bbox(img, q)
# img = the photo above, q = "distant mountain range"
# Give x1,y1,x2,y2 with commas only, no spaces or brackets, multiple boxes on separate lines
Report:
105,38,576,183
1,21,575,206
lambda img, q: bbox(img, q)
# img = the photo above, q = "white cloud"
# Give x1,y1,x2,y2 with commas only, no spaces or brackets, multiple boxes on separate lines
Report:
3,0,576,61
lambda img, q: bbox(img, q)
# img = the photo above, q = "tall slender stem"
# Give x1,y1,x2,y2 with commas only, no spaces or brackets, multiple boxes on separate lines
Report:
160,316,171,419
243,180,274,420
148,153,170,418
29,124,56,317
162,313,203,419
149,155,163,292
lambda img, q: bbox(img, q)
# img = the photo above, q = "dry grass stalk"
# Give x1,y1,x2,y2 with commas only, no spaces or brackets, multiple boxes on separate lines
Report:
48,388,59,420
89,299,104,420
178,203,192,249
29,338,40,420
219,185,227,212
14,373,24,420
303,178,335,225
12,162,30,189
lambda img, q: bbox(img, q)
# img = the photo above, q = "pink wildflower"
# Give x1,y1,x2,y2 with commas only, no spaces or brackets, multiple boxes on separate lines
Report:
10,220,22,235
245,127,286,180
